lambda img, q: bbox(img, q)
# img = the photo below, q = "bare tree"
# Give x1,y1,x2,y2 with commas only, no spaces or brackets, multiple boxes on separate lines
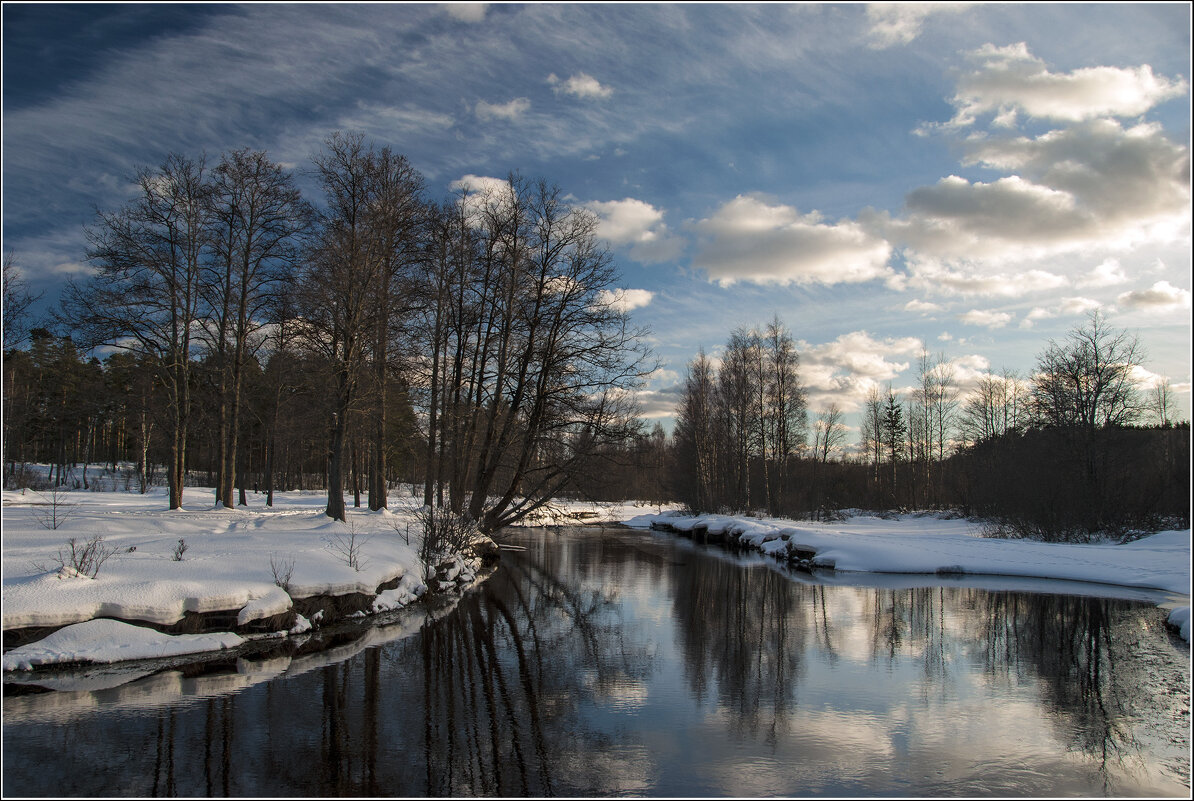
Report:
1030,310,1145,430
3,251,42,349
959,369,1027,444
421,176,653,532
673,349,720,512
813,403,846,464
202,148,308,507
860,384,884,488
295,132,393,521
718,328,759,511
762,317,806,513
1150,378,1176,427
62,153,209,509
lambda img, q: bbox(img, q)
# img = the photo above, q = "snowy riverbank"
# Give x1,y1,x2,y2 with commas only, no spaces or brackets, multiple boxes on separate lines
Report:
627,510,1192,642
1,487,472,670
1,485,674,671
4,487,1188,673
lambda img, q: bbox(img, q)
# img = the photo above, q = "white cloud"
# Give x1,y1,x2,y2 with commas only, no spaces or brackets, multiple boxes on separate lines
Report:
336,102,454,137
865,3,971,49
693,195,892,287
449,173,508,195
904,299,943,314
597,288,654,314
799,331,924,411
584,198,684,263
475,97,531,121
947,43,1187,127
885,115,1191,289
899,259,1067,298
960,120,1191,246
1080,258,1128,288
548,72,613,99
442,3,488,23
958,309,1012,329
1021,296,1103,328
1117,280,1192,310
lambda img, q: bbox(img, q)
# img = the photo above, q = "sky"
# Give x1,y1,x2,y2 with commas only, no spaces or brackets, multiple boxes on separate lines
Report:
2,2,1191,441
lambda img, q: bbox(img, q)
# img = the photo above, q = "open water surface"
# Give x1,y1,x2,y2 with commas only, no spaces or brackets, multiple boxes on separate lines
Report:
3,526,1190,797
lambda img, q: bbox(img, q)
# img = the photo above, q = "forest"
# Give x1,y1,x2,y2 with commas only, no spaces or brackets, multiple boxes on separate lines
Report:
2,136,1188,542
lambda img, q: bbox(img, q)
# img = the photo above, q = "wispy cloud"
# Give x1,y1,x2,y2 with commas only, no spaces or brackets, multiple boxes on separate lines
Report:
1021,296,1103,328
442,3,488,23
475,97,531,122
865,3,972,49
958,309,1013,329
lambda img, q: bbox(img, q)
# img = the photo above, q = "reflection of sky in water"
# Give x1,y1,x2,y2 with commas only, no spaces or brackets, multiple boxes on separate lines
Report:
521,529,1188,797
3,527,1188,797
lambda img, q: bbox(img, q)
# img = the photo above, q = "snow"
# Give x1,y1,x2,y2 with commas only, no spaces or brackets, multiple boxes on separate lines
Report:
2,618,243,671
633,510,1192,641
2,485,435,668
5,482,1188,674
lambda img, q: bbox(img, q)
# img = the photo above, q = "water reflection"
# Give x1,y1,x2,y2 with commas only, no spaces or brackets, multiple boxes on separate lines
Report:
3,527,1188,797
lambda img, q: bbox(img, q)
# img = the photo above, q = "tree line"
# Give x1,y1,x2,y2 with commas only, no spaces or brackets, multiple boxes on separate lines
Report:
671,311,1188,541
2,133,655,532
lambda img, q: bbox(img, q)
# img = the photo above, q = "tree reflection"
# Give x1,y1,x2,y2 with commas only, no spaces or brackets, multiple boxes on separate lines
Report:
2,531,1182,798
670,555,806,743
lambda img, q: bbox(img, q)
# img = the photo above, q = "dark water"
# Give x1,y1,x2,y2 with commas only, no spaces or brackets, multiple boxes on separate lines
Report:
3,527,1190,797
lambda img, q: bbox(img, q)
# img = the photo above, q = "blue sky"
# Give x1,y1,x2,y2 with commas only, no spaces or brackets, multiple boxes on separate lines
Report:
3,2,1191,437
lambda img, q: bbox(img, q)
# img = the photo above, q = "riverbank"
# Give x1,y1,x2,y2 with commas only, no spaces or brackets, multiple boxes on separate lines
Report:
5,488,1188,673
1,486,510,670
629,510,1192,641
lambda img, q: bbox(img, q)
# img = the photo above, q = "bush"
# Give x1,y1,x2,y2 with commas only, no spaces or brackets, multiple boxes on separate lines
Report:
53,535,120,578
413,506,478,578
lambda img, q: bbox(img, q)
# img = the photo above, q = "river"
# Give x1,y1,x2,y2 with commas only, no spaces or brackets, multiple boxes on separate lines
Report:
3,526,1190,796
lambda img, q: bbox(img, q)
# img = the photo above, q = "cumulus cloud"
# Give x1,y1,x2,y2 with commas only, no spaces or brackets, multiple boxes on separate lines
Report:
442,3,488,23
904,299,943,314
475,97,530,121
946,43,1187,127
960,120,1191,245
548,72,613,99
584,198,684,263
958,309,1012,329
797,331,924,411
596,288,654,314
693,195,892,287
1080,258,1129,288
887,113,1190,292
865,3,971,49
1117,280,1192,310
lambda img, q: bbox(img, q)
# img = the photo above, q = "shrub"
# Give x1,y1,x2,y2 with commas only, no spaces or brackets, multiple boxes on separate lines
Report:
413,505,477,578
270,553,295,591
326,520,371,572
54,535,120,578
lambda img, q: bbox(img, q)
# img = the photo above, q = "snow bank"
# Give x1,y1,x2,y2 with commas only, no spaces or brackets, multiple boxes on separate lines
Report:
639,511,1191,599
2,487,446,669
2,619,243,671
640,510,1192,641
1168,607,1191,642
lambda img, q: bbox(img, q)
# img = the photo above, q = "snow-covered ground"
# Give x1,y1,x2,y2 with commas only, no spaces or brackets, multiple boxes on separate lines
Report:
4,484,1188,673
1,483,675,671
628,510,1192,642
1,485,442,670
